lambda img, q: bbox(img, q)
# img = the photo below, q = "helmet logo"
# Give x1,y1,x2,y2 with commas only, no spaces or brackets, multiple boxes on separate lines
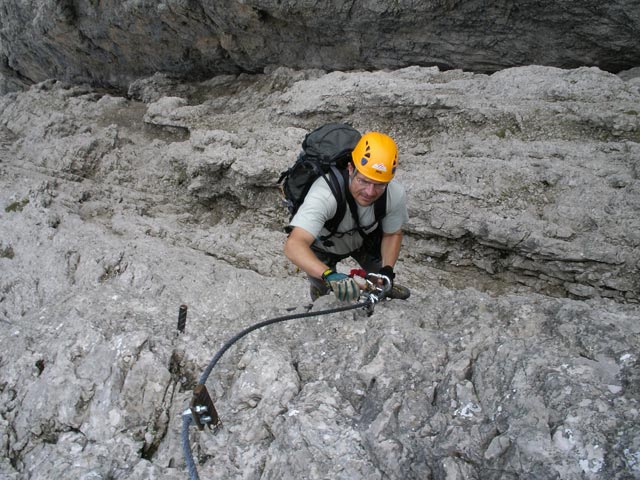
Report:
372,163,387,172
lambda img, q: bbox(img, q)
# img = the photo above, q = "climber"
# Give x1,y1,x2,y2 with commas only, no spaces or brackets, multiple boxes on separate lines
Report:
284,131,410,302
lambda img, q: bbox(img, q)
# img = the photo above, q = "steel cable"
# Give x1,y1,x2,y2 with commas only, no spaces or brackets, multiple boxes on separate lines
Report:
182,300,370,480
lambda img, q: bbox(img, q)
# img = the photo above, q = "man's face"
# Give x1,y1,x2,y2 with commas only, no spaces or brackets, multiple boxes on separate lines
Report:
347,163,388,206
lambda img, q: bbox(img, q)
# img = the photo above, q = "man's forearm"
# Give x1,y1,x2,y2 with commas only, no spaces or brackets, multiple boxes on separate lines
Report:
380,231,403,267
284,228,329,279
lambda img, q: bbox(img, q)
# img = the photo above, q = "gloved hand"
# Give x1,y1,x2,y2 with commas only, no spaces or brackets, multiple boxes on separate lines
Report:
322,269,360,302
378,265,395,286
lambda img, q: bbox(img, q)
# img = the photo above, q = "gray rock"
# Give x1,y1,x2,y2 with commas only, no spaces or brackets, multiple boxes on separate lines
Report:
1,1,640,92
0,65,639,479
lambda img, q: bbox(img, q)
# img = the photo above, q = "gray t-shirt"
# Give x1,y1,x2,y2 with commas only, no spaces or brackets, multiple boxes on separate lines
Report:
289,176,409,255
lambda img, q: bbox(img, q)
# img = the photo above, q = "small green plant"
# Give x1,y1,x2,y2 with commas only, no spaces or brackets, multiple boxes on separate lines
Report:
0,245,14,259
175,168,189,186
624,110,638,116
4,198,29,213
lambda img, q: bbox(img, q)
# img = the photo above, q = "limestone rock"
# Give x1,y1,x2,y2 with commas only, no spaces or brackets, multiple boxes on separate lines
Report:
0,65,639,479
1,1,640,92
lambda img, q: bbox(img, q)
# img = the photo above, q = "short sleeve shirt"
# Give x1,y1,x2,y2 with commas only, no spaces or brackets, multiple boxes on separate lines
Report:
289,176,409,256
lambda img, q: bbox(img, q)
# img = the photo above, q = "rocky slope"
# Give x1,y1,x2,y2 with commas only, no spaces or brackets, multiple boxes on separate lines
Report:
0,65,639,479
1,0,640,92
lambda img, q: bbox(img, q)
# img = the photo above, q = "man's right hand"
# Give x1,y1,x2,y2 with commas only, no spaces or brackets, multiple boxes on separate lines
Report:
323,270,360,302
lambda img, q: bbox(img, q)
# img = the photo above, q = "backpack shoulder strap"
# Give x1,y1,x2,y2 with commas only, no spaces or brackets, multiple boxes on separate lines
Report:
321,166,347,236
321,169,389,242
373,189,387,224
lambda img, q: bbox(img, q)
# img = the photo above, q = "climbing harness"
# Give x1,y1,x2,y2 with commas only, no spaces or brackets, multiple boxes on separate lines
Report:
180,273,392,480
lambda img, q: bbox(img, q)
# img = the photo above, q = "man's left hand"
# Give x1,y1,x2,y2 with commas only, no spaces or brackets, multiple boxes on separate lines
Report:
378,265,395,286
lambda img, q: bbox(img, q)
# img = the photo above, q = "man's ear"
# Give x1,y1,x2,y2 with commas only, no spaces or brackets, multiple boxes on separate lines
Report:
347,162,354,175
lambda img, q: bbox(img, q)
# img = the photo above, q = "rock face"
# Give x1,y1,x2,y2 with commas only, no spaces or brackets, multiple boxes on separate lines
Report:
1,0,640,92
0,66,639,479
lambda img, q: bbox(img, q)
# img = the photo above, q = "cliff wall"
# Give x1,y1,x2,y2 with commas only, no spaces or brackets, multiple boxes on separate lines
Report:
1,0,639,92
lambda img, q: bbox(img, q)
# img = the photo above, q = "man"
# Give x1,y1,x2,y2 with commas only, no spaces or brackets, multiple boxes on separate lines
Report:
284,131,409,302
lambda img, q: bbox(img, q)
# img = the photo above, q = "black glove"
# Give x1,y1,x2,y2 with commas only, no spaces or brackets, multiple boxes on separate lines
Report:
378,265,395,286
322,269,360,302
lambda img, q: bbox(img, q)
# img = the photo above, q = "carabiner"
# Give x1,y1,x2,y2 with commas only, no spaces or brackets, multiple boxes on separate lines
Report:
364,273,392,302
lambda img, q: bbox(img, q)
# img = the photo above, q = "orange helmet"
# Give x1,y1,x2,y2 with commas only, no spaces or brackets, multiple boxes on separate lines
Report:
351,132,398,183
